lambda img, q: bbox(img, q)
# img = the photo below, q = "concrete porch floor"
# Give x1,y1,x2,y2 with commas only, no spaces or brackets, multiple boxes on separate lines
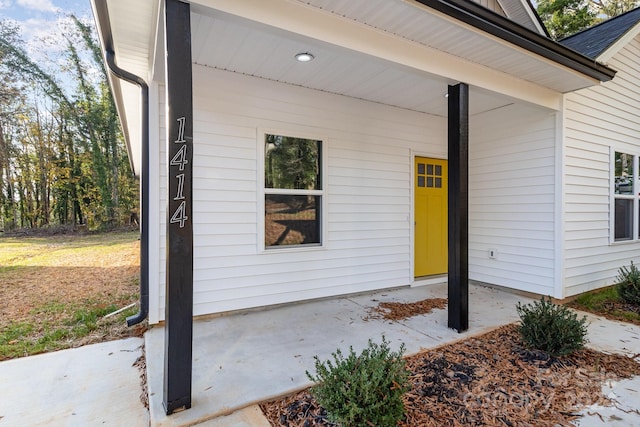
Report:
146,282,539,426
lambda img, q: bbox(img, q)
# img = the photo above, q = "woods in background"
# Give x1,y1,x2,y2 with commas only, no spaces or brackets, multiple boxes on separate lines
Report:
0,16,137,232
537,0,640,39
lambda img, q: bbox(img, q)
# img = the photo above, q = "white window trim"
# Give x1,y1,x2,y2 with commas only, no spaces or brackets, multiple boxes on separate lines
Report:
610,148,640,245
257,128,328,253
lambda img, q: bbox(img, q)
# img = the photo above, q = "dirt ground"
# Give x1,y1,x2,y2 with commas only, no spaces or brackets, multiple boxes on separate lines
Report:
0,230,145,357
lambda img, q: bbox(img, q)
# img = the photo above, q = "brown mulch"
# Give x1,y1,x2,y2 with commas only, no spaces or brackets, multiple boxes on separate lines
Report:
133,347,149,409
260,324,640,426
368,298,448,321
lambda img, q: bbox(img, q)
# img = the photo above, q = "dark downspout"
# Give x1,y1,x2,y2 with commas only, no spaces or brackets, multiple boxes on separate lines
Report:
105,50,149,326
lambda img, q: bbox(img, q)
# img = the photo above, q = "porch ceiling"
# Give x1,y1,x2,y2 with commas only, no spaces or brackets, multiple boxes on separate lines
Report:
189,8,511,118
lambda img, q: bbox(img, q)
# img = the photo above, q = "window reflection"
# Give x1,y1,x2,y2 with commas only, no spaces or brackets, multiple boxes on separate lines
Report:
265,195,320,246
265,135,321,190
615,152,633,195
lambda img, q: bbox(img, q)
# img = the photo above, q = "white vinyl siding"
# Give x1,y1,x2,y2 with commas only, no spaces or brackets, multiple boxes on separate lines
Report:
469,103,557,296
156,65,446,319
563,36,640,296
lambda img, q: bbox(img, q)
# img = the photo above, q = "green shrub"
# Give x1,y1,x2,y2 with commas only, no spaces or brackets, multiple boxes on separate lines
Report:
616,261,640,306
306,336,409,427
516,297,588,357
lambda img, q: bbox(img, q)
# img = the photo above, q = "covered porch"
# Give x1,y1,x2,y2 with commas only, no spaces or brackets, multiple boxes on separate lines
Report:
91,0,617,416
144,282,536,426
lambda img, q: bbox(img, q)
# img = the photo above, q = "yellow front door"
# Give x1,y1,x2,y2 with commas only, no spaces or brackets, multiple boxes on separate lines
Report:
414,157,447,277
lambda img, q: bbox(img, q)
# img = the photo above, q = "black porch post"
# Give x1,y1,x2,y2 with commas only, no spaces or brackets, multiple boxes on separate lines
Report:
447,83,469,333
163,0,194,415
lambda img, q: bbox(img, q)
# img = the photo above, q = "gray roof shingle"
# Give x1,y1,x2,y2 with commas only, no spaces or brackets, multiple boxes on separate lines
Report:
560,7,640,58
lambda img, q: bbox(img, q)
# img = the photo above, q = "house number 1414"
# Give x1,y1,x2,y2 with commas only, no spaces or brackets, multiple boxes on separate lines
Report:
170,117,188,228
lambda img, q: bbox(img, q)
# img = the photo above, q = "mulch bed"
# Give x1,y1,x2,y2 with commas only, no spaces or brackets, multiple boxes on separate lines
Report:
260,323,640,426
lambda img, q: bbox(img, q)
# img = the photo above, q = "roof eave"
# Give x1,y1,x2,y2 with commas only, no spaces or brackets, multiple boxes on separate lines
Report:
413,0,616,82
91,0,138,176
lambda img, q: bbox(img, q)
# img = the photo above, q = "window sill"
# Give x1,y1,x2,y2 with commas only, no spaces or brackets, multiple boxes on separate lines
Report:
610,239,640,246
260,244,327,254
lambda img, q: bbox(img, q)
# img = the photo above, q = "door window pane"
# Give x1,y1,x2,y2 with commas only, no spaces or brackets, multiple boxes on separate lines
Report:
265,194,320,247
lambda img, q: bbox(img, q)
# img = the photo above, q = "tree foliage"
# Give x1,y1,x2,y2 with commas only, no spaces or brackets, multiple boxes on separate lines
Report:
265,134,320,190
0,17,137,231
537,0,640,39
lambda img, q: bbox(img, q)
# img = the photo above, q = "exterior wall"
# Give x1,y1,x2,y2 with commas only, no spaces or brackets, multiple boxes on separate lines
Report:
562,36,640,296
469,103,558,296
155,65,447,320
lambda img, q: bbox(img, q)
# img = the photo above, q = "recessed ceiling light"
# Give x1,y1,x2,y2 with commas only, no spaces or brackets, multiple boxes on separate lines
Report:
295,52,315,62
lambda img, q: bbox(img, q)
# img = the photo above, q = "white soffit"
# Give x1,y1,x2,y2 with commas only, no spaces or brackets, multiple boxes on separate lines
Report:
296,0,592,91
190,9,510,117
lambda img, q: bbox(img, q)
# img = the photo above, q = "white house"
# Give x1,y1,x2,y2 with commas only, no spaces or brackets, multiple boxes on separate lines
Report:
90,0,639,413
558,8,640,296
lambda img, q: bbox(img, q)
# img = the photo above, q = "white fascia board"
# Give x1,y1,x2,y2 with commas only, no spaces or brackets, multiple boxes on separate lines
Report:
191,0,563,110
597,22,640,64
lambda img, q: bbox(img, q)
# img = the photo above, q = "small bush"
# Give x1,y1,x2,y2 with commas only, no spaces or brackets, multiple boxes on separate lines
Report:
306,336,409,427
517,297,588,357
616,261,640,306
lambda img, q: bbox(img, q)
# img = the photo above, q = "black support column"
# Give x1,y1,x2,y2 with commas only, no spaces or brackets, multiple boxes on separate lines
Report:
163,0,194,415
447,83,469,333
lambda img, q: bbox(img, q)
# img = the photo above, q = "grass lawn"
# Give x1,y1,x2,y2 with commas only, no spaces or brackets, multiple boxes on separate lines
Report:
568,285,640,326
0,231,144,360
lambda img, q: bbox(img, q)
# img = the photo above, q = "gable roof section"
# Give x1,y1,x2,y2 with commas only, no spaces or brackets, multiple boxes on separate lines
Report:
496,0,549,36
561,7,640,59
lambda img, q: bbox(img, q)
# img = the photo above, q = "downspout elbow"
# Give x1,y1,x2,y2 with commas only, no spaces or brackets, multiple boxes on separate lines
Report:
105,50,150,327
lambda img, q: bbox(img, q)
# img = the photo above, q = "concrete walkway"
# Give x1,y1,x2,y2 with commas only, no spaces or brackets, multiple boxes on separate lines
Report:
0,337,147,426
576,312,640,426
0,283,638,427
